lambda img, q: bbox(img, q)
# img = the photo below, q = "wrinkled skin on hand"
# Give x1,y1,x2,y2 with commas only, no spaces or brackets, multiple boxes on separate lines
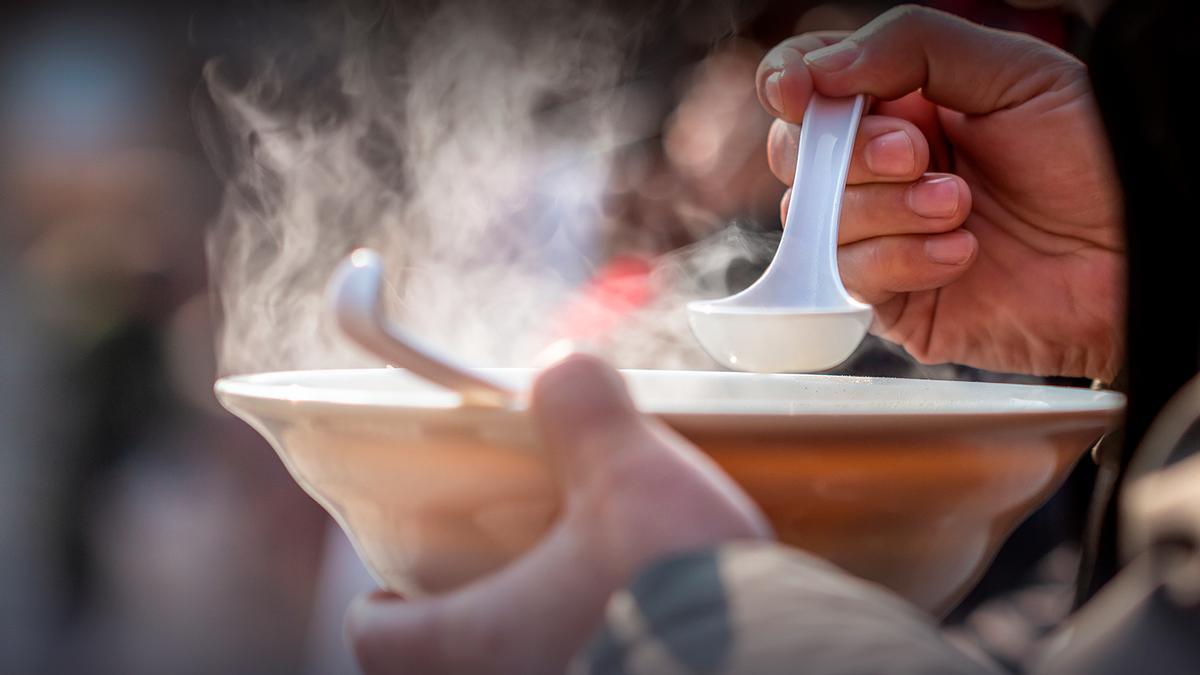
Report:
760,5,1124,381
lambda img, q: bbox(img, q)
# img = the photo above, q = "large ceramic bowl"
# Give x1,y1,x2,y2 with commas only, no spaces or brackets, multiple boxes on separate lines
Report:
216,368,1123,613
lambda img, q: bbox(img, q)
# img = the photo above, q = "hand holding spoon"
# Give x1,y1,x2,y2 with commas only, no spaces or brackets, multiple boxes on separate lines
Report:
687,94,872,373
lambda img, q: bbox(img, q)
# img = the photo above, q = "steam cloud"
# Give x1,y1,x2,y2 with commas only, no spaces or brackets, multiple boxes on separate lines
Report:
201,0,771,375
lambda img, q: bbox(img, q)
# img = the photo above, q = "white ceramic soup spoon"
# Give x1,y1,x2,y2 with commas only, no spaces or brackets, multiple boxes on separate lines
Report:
327,248,516,407
688,94,872,373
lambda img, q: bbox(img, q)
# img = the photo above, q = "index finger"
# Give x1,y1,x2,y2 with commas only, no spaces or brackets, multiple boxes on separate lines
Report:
773,7,1084,116
756,31,849,123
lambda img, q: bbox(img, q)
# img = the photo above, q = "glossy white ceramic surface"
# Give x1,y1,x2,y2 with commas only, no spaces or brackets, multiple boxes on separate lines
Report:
688,95,872,372
216,368,1123,613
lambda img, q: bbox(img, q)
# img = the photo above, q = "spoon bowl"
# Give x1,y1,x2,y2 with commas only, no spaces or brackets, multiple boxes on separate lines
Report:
688,304,872,373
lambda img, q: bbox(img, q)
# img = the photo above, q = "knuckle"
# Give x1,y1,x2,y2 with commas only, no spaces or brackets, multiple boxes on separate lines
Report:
839,187,866,222
881,4,935,29
864,238,891,287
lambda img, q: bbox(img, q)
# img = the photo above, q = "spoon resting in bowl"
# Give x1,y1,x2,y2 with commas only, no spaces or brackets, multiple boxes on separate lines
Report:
326,248,516,407
688,94,872,373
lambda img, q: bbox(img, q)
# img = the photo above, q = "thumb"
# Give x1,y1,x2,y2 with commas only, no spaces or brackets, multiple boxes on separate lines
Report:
800,5,1084,115
530,353,771,548
530,352,646,486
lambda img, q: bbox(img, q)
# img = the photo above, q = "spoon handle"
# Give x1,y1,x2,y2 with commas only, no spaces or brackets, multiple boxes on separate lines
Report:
366,323,515,407
774,94,866,307
328,249,516,407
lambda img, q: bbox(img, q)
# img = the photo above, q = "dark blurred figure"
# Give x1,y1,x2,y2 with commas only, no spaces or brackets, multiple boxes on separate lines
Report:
0,4,327,674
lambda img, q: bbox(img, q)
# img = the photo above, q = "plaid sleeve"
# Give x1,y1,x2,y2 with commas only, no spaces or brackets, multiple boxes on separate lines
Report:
570,542,999,675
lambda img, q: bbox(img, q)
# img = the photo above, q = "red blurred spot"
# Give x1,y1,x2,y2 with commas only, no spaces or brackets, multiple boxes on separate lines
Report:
547,255,655,344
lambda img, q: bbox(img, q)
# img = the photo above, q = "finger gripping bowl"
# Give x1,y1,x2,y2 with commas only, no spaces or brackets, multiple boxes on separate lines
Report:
215,369,1122,614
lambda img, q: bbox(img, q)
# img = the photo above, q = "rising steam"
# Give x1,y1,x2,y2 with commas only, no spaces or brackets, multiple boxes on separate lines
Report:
200,0,769,375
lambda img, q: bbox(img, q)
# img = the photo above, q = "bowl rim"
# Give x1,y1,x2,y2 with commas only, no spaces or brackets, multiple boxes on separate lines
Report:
214,367,1125,421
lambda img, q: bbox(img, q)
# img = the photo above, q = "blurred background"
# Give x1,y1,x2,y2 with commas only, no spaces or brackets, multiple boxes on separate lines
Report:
0,1,1105,673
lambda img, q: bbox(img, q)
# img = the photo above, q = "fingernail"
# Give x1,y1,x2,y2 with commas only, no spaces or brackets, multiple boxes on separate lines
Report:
906,176,960,218
764,71,784,116
924,231,974,265
533,338,580,368
803,40,861,73
864,130,915,177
